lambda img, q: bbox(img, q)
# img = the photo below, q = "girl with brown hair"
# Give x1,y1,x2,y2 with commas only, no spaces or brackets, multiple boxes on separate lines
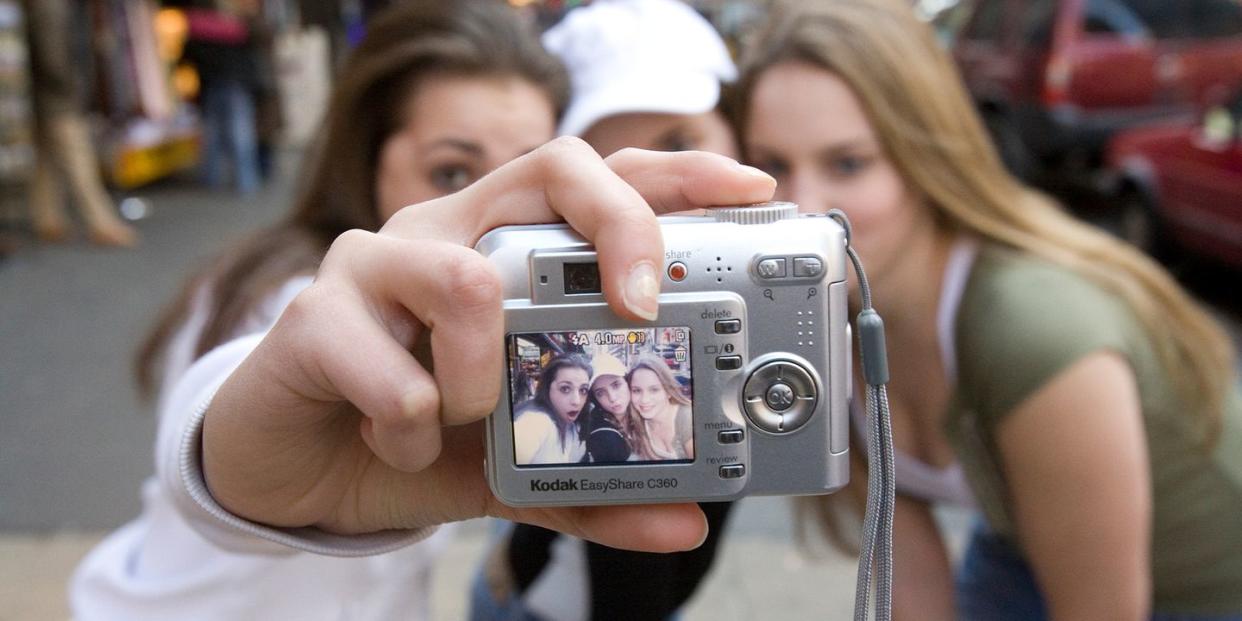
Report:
69,1,638,618
735,1,1242,619
70,0,777,613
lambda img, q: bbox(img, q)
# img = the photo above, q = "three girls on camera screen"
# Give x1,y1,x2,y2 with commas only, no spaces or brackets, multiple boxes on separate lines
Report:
510,329,694,466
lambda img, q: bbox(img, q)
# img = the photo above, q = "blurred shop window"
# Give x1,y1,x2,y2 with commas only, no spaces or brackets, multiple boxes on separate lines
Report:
273,25,329,147
0,0,34,186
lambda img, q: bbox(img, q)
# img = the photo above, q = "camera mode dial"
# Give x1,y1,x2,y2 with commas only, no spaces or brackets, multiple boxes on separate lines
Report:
742,359,818,434
710,201,798,225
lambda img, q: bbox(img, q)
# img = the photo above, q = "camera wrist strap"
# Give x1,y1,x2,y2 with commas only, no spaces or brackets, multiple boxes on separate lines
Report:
828,211,895,621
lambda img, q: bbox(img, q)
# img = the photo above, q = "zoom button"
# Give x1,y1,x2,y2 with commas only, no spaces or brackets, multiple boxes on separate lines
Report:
756,258,786,279
794,256,824,278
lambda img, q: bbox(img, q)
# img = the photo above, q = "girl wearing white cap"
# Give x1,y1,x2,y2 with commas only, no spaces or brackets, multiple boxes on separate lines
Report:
471,2,739,620
584,351,643,463
543,0,740,159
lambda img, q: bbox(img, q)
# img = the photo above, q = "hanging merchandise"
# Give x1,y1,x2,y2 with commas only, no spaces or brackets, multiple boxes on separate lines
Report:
91,0,200,189
0,0,33,185
273,24,329,146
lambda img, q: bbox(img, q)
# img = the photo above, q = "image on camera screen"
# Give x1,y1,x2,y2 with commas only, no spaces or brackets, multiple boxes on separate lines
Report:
507,328,694,467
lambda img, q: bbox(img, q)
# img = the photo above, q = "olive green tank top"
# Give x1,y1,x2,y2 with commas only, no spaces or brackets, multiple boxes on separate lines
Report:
944,244,1242,614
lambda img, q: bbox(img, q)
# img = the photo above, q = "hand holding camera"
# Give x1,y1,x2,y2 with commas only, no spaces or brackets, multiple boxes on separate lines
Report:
199,140,777,551
481,203,852,506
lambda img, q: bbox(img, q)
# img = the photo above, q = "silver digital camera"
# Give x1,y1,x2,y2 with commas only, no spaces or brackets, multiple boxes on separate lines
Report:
476,202,850,507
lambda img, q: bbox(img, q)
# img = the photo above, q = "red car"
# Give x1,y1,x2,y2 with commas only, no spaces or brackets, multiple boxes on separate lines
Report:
951,0,1242,180
1108,89,1242,268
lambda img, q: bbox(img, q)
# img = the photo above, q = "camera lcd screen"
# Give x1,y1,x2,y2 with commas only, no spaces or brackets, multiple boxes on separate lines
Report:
507,328,694,467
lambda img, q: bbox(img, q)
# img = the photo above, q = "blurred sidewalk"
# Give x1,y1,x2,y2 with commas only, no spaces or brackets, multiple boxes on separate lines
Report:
2,158,1238,621
0,171,866,619
0,499,873,621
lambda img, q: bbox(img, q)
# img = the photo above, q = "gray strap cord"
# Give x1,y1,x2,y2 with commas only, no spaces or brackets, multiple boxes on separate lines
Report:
826,210,894,621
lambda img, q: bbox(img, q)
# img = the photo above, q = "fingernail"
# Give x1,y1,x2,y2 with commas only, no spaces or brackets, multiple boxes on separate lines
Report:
624,262,659,321
735,163,775,184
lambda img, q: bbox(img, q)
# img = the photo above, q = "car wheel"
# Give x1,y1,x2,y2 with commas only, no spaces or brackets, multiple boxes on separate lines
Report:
1118,186,1175,261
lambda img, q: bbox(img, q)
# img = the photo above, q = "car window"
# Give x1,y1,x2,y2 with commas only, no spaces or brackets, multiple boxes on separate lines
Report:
1084,0,1147,36
1186,0,1242,39
1116,0,1186,39
964,0,1006,42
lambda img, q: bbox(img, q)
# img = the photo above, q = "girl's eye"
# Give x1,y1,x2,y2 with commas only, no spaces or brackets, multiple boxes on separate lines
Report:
827,154,872,178
656,131,695,153
430,165,474,193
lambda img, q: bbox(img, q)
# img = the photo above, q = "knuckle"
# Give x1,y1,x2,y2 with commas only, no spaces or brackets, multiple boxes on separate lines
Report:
391,381,441,427
604,146,645,170
322,228,375,270
440,254,502,316
328,228,374,254
535,136,593,176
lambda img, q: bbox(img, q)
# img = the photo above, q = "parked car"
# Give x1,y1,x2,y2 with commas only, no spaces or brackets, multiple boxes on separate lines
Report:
951,0,1242,181
1107,88,1242,269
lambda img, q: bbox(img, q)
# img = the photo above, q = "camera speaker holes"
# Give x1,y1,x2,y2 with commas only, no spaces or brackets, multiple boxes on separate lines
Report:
712,256,734,283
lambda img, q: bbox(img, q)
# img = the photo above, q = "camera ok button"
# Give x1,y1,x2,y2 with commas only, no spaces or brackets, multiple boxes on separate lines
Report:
765,383,796,411
742,359,818,434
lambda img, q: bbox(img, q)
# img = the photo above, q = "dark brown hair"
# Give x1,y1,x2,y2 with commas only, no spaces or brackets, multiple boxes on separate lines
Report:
137,0,568,395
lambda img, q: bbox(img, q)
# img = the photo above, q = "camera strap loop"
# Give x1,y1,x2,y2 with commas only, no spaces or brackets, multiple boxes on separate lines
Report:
827,210,894,621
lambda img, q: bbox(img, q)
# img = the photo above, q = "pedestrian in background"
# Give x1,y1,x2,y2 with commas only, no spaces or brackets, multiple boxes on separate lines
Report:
21,0,137,246
735,1,1242,619
183,0,265,194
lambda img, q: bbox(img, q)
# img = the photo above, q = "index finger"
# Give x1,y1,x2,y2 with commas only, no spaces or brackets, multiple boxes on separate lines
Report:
384,138,776,321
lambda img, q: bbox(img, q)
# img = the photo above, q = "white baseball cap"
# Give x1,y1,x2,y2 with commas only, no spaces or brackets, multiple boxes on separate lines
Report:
589,352,629,387
543,0,738,137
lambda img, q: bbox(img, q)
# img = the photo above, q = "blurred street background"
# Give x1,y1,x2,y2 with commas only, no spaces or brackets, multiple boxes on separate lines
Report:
2,0,1241,619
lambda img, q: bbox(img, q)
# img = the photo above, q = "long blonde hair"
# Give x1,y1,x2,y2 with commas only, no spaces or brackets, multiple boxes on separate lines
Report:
735,0,1234,447
626,354,692,460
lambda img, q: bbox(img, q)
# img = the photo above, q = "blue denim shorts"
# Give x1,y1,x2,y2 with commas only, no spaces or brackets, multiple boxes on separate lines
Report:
954,519,1242,621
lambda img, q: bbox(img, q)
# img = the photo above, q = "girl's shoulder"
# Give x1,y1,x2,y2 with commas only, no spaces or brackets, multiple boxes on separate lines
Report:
514,406,556,433
954,245,1145,420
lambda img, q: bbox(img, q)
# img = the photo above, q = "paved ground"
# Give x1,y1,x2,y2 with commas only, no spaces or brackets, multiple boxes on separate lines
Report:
0,507,880,621
1,162,1238,620
0,171,874,619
